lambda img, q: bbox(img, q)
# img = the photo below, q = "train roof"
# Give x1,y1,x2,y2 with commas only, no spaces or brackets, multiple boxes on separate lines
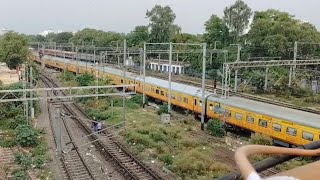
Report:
40,54,320,129
208,96,320,129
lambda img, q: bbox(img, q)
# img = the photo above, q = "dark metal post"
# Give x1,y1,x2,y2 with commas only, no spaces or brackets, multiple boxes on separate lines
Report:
201,43,207,130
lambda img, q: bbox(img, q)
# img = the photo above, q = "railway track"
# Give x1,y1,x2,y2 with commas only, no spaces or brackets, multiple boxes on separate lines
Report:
40,73,164,180
45,83,94,179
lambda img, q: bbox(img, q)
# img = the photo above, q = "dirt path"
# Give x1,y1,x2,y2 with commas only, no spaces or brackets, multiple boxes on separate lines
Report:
36,81,65,180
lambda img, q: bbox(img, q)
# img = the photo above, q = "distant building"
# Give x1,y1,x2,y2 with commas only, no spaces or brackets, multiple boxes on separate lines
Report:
148,58,190,74
0,28,10,35
39,29,55,36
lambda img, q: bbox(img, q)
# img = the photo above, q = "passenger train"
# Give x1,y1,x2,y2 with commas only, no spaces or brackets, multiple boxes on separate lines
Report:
32,50,320,147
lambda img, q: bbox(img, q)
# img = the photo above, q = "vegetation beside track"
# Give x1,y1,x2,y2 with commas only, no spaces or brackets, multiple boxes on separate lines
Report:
59,71,232,179
58,71,317,178
0,82,53,179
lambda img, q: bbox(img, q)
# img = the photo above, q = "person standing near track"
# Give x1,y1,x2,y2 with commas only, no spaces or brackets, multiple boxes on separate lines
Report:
92,117,98,132
97,122,102,134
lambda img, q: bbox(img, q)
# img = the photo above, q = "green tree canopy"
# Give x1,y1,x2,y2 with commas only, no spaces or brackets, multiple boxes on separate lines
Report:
146,5,177,43
0,32,29,69
204,15,230,48
247,9,320,58
127,26,149,47
53,32,73,43
172,33,202,43
223,0,252,42
70,28,125,47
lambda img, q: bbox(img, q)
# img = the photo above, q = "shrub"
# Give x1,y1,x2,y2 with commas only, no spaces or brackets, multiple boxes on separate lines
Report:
158,104,169,115
31,143,48,156
160,154,173,166
15,124,39,147
0,138,16,147
304,95,320,104
125,131,155,147
129,94,143,106
250,133,272,145
149,131,165,142
62,71,75,81
9,115,26,129
172,147,230,178
76,73,95,86
13,169,28,180
14,153,32,170
33,155,45,169
206,119,225,137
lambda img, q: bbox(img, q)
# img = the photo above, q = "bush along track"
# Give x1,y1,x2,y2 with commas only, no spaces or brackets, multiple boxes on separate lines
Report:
0,82,52,179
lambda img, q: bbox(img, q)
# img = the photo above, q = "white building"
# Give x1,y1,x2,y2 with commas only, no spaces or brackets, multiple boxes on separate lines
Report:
0,28,10,35
148,59,190,74
39,29,63,36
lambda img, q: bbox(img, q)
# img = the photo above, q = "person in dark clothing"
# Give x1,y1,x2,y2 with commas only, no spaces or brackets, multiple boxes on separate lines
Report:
91,121,96,132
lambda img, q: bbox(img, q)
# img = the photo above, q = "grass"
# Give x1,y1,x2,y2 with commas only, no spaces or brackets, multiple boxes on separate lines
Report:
58,71,232,179
114,108,231,179
0,119,16,147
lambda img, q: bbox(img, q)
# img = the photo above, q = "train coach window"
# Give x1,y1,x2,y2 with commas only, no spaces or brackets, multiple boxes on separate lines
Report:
183,97,188,103
214,105,222,114
224,109,231,117
286,127,297,136
171,94,176,100
199,100,202,107
177,96,182,102
161,91,165,96
272,123,282,132
235,113,243,120
194,99,197,106
120,79,124,83
156,89,159,94
302,131,314,141
258,119,267,128
246,116,254,124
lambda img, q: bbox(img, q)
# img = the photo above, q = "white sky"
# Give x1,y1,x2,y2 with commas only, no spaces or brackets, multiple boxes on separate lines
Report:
0,0,319,34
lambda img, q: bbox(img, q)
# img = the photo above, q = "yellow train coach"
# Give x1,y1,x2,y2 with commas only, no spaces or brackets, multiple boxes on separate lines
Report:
31,53,320,147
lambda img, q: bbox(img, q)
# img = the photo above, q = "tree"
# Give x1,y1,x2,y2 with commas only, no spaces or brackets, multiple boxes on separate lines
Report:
0,32,29,69
146,5,176,43
70,28,124,47
204,15,230,48
172,33,202,43
45,32,57,42
53,32,73,43
247,9,320,59
127,26,149,47
223,0,252,42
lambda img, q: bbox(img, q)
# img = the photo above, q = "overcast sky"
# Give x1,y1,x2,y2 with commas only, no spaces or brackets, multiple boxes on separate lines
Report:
0,0,319,35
